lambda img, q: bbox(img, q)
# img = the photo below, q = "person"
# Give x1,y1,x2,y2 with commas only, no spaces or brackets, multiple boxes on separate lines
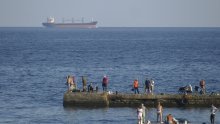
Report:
95,84,98,92
102,75,108,92
141,104,146,124
66,75,76,92
145,78,150,94
133,79,139,94
166,114,178,124
88,83,94,92
66,75,72,90
194,86,199,93
82,76,87,92
166,114,173,124
150,79,155,94
70,81,77,92
200,79,206,94
137,105,143,124
157,102,163,123
186,84,193,93
146,120,151,124
210,104,218,124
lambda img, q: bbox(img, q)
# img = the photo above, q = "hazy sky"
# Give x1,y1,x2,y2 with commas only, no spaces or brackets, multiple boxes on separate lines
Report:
0,0,220,27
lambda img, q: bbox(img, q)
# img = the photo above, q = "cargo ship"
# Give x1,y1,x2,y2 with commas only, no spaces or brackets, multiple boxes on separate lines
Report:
42,17,98,28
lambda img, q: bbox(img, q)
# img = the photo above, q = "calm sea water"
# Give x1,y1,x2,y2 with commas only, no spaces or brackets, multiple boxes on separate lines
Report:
0,27,220,124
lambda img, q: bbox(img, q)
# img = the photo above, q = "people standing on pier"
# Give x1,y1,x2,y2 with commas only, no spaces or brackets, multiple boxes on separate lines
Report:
70,81,77,92
102,75,108,92
66,75,76,92
133,79,139,94
137,105,143,124
141,104,146,124
66,75,72,90
82,76,87,92
157,102,163,123
210,104,218,124
150,79,154,94
145,78,150,94
200,79,206,94
88,82,94,92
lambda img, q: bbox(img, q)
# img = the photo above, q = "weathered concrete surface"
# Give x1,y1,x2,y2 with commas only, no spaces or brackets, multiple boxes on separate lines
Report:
63,92,220,107
63,92,109,107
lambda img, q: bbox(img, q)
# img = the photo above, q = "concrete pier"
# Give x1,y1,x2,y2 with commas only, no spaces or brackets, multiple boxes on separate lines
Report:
63,92,220,107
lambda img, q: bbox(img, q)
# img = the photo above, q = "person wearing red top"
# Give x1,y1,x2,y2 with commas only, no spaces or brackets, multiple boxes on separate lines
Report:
102,75,108,92
133,79,139,94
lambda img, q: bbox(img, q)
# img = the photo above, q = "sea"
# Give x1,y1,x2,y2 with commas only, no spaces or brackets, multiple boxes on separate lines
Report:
0,27,220,124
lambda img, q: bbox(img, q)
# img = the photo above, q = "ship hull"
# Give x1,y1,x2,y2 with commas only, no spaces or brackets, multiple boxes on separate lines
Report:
42,21,97,28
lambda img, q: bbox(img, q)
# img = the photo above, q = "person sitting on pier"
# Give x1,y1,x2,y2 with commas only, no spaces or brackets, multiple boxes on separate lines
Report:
178,84,192,94
133,79,139,94
102,75,108,92
194,86,200,93
187,84,193,93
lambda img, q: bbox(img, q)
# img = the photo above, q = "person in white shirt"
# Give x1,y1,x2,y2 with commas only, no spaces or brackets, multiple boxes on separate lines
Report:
210,104,218,124
150,79,154,94
141,104,146,124
137,106,143,124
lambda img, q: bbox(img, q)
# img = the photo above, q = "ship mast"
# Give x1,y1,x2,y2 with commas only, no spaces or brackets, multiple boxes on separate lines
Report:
81,17,84,23
62,18,65,23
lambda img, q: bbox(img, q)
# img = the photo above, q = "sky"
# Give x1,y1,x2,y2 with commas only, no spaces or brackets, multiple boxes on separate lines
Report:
0,0,220,27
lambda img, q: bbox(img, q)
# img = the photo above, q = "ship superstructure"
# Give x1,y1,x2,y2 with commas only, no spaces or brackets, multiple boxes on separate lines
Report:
42,17,98,28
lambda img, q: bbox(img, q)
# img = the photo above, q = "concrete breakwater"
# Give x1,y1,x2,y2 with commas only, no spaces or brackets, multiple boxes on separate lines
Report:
63,92,220,107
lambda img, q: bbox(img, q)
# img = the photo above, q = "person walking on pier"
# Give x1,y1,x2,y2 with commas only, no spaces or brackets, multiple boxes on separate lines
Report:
210,104,218,124
157,102,163,123
82,76,87,92
133,79,139,94
102,75,108,92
